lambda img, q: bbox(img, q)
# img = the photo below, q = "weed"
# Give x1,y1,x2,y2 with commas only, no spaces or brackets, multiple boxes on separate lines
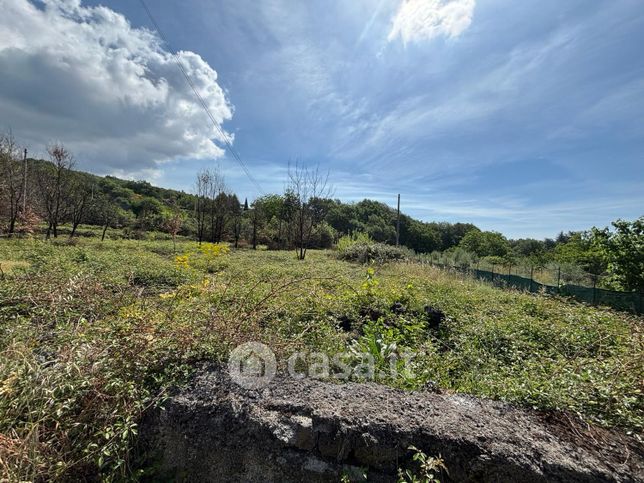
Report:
0,237,641,480
397,446,447,483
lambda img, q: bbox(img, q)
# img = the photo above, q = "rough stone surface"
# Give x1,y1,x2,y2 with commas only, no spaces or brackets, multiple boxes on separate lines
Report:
140,365,643,482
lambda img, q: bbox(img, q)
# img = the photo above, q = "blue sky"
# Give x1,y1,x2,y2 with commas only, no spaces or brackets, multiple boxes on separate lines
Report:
1,0,643,238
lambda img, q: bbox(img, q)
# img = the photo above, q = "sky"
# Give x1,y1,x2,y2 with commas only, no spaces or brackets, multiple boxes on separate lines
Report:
0,0,643,238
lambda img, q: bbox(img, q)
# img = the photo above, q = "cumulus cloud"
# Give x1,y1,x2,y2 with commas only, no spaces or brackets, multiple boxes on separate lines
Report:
0,0,233,173
387,0,475,44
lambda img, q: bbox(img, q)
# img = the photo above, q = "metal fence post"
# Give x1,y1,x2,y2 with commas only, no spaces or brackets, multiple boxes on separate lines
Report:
530,266,534,293
557,266,561,291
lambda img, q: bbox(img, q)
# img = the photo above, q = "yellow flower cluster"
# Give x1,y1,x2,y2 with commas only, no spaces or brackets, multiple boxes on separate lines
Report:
174,242,230,270
199,242,230,258
174,254,190,269
118,305,145,319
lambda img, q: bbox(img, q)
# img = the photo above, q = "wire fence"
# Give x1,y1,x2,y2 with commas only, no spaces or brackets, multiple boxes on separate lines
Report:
412,257,643,315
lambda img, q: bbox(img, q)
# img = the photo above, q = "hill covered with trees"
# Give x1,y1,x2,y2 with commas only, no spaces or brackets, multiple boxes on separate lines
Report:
1,137,642,291
0,138,478,253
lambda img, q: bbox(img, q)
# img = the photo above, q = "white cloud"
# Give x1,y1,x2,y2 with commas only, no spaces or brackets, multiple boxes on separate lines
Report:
0,0,233,173
387,0,475,44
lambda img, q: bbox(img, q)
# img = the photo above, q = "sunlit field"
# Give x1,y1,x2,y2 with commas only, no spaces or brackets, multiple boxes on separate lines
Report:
0,235,642,480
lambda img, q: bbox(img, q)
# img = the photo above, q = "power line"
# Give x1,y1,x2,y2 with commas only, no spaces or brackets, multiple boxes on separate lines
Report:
137,0,264,195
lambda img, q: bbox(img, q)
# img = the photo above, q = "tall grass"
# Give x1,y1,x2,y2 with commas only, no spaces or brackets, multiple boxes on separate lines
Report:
0,237,641,480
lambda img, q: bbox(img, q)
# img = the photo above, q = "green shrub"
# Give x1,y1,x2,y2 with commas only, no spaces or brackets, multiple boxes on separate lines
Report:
337,232,374,251
338,242,412,264
337,233,413,263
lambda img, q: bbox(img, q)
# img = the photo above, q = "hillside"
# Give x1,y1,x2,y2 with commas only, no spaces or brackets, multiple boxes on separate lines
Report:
2,156,642,295
4,157,480,253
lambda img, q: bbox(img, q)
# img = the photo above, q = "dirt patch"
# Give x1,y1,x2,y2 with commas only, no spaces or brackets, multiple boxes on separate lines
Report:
140,365,642,482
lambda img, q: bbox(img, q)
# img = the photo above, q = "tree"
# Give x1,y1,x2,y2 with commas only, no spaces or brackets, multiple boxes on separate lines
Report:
401,219,441,253
459,230,510,257
0,133,25,235
252,195,284,248
593,217,644,291
250,200,260,249
37,144,74,239
193,168,226,243
511,238,546,258
286,162,333,260
279,190,298,249
325,201,354,236
91,192,115,241
132,197,164,233
554,231,606,275
228,194,242,248
67,177,93,238
90,193,131,241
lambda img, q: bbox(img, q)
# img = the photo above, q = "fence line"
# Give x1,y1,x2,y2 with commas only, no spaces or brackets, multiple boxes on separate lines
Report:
411,258,643,315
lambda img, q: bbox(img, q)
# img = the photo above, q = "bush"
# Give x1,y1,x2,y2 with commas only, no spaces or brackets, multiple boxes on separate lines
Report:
337,232,373,251
444,246,478,268
337,234,413,263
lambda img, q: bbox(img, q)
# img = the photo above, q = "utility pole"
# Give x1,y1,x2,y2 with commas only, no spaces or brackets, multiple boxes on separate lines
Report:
22,148,27,213
395,193,400,247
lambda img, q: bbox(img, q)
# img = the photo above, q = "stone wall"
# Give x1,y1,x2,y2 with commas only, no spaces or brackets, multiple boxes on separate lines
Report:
139,366,642,482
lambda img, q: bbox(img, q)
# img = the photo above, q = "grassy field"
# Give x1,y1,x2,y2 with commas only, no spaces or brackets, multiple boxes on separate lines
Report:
0,236,642,480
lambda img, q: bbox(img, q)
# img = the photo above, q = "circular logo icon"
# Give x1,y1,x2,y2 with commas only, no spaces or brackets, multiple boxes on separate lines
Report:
228,342,276,389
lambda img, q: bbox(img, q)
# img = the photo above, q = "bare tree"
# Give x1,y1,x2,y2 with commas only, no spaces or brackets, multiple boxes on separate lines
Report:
0,133,25,235
209,177,226,243
194,167,225,244
68,178,93,238
212,192,230,242
287,161,333,260
38,143,74,239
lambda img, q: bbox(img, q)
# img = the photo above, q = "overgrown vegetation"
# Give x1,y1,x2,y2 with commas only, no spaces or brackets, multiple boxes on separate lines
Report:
398,447,447,483
336,233,412,263
1,136,641,288
0,235,641,481
1,136,642,479
429,218,644,293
